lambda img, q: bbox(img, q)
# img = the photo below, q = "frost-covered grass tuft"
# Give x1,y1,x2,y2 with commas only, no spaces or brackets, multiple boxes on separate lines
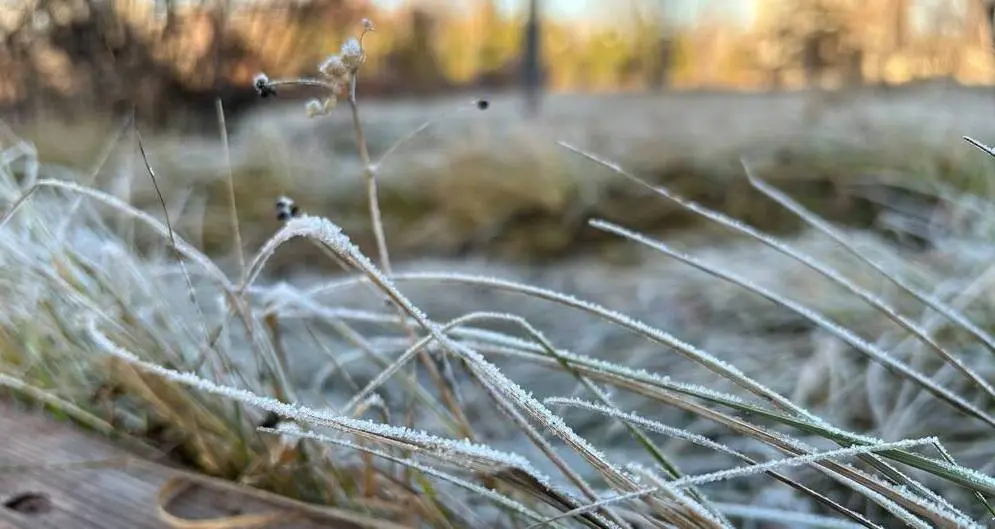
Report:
5,47,995,527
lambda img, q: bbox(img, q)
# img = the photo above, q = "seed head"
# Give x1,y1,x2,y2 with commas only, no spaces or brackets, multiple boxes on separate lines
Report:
305,99,323,118
319,54,349,79
340,37,364,69
305,96,337,118
361,18,375,32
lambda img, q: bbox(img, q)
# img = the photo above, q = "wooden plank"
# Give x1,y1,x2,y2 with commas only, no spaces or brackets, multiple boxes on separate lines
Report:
0,401,391,529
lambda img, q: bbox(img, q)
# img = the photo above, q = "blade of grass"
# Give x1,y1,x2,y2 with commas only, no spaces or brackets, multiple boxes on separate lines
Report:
547,398,881,529
529,437,941,529
470,337,995,499
743,162,995,361
589,217,995,429
282,270,995,498
559,141,995,407
215,99,245,284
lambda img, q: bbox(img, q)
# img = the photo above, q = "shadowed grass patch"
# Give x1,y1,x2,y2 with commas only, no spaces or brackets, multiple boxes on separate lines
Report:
8,85,995,267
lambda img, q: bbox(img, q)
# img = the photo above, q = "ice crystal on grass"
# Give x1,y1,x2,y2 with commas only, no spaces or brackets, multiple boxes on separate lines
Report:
565,140,995,419
283,270,929,451
290,268,822,421
245,214,347,292
711,503,868,529
744,167,995,360
546,398,744,458
535,437,953,528
387,271,822,420
277,232,644,523
671,437,937,490
5,178,233,292
259,426,550,524
589,219,995,427
86,316,552,480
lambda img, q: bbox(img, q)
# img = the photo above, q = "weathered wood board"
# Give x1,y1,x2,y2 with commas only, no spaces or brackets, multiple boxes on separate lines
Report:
0,401,379,529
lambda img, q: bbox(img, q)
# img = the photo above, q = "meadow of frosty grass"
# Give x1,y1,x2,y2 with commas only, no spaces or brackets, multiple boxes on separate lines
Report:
4,39,995,528
4,110,995,528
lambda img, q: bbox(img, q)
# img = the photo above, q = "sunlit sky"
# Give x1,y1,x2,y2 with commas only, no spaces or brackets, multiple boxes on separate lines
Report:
371,0,951,32
371,0,756,27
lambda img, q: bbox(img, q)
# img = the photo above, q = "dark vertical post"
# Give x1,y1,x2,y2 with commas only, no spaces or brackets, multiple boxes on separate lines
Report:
210,0,229,94
986,0,995,49
522,0,542,116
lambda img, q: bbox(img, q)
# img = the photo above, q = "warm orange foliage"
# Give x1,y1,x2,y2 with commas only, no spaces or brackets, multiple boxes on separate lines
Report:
0,0,992,121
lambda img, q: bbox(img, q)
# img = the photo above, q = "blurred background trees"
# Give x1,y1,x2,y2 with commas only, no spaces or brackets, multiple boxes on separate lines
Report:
1,0,992,129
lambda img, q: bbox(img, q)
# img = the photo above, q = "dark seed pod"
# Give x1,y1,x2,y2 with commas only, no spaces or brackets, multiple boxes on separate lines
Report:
275,195,301,221
254,77,277,98
476,99,489,111
258,412,280,429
